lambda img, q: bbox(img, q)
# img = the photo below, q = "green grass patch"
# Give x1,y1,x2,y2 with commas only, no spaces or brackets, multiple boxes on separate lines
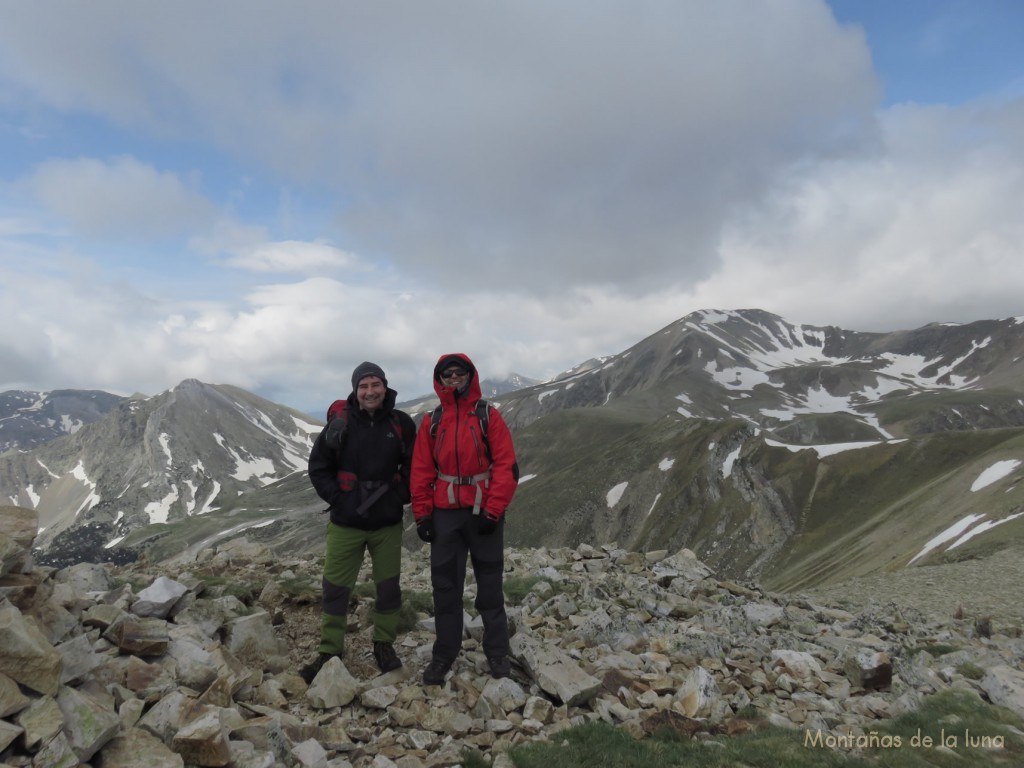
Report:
198,575,262,605
957,663,985,681
507,720,870,768
109,574,153,593
277,575,320,600
506,691,1024,767
869,689,1024,766
397,589,433,634
353,581,376,600
460,747,490,768
905,644,960,658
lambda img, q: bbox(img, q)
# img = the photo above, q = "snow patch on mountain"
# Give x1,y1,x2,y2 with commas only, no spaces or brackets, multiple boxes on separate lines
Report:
212,433,279,484
646,493,661,516
760,386,862,421
607,482,628,508
71,460,101,517
158,434,173,466
909,513,987,565
145,487,179,525
764,439,907,458
949,512,1024,551
970,459,1021,492
722,446,742,477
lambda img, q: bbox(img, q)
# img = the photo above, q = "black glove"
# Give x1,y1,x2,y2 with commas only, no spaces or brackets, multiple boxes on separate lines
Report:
478,512,500,536
417,517,435,543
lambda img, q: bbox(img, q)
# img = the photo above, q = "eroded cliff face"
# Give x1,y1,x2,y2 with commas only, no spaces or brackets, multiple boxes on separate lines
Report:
510,418,811,584
619,427,807,582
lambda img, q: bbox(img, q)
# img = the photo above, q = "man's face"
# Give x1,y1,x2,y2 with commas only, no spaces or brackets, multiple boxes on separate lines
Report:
356,376,386,413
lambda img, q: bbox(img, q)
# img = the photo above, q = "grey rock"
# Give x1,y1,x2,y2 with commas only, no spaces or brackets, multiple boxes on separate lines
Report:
99,727,186,767
980,665,1024,718
0,719,23,752
170,707,231,767
132,576,190,619
56,684,120,761
0,599,62,695
511,631,601,706
16,695,64,751
306,656,361,709
0,671,30,718
56,632,105,684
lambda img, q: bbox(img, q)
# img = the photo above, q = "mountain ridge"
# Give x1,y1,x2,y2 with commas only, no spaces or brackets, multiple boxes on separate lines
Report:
2,308,1022,590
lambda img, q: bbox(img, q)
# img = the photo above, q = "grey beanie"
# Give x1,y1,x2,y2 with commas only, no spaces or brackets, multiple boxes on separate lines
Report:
351,361,387,391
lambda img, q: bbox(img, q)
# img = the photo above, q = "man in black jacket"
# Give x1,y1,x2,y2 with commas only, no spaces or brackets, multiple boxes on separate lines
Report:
304,361,416,680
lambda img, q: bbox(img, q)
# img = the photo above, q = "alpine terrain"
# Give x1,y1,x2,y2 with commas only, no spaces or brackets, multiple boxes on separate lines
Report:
0,389,123,454
0,309,1022,598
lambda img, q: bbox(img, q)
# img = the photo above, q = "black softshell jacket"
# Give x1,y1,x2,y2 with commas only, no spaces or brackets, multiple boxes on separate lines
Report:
307,388,416,530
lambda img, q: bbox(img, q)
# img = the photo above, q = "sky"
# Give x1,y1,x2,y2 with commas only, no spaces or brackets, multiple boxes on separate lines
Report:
2,1,1023,415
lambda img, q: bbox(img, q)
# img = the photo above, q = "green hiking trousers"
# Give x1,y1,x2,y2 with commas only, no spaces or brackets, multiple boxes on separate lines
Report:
319,521,403,655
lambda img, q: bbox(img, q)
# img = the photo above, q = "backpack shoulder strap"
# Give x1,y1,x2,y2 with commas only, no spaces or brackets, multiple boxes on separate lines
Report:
475,399,490,430
429,405,443,439
428,401,488,437
388,410,404,441
475,399,492,458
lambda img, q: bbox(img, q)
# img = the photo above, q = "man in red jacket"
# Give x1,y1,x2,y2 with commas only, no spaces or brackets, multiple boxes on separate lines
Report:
410,353,519,685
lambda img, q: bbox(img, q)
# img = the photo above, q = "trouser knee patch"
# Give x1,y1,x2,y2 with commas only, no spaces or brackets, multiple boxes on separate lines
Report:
376,575,401,613
323,579,351,617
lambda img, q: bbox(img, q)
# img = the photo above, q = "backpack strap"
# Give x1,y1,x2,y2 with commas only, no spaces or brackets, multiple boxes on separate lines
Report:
388,411,404,442
429,399,491,458
475,399,491,459
435,469,492,516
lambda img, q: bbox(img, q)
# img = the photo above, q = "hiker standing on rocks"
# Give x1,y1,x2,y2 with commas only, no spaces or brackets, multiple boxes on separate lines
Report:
410,353,519,685
304,361,417,681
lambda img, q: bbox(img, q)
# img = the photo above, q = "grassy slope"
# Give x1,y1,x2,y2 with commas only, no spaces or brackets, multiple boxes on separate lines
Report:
509,388,1024,591
764,428,1024,591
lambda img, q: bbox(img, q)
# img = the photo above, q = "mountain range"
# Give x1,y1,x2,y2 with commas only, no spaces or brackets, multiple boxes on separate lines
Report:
2,308,1022,592
0,389,124,453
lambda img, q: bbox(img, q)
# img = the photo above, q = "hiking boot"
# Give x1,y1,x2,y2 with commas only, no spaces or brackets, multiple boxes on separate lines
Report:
423,657,453,685
299,652,336,684
488,655,511,679
373,641,402,673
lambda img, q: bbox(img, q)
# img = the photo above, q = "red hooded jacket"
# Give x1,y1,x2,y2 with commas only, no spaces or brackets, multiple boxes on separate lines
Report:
410,353,518,523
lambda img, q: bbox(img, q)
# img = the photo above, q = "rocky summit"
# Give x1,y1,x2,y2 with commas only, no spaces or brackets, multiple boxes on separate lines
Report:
2,505,1024,767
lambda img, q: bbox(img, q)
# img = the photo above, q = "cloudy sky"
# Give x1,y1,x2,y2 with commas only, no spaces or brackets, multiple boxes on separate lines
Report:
2,1,1023,414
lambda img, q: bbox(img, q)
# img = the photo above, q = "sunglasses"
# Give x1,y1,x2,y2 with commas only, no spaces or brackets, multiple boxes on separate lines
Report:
442,367,468,378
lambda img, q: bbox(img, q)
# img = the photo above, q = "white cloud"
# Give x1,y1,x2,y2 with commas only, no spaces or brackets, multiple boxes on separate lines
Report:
0,2,1021,416
0,1,880,291
25,156,217,240
221,240,358,273
685,101,1024,332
